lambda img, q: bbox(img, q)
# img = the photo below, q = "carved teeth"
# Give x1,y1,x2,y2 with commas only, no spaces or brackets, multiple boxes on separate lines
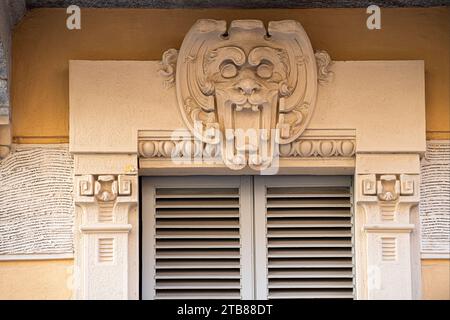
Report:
235,103,259,111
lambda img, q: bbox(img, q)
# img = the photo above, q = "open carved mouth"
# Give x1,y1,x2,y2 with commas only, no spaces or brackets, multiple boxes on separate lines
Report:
234,101,260,112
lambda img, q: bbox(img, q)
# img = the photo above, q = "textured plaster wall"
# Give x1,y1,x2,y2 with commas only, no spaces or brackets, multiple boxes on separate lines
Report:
0,144,74,255
420,140,450,300
11,7,450,143
420,141,450,253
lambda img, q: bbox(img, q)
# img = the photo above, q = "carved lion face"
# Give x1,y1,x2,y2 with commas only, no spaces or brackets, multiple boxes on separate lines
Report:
202,46,291,113
175,19,318,170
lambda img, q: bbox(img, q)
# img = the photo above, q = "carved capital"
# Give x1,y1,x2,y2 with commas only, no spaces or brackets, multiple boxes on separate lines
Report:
360,174,418,203
75,174,136,203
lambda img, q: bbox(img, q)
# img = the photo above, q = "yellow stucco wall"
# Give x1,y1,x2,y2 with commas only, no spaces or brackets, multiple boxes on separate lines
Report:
4,7,449,299
422,259,450,300
0,259,73,299
11,7,450,143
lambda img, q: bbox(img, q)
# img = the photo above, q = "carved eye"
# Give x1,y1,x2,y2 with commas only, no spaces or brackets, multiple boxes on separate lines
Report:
220,63,238,78
256,63,273,79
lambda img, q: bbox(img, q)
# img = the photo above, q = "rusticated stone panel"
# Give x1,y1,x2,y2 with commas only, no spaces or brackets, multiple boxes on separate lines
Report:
0,144,74,255
420,140,450,253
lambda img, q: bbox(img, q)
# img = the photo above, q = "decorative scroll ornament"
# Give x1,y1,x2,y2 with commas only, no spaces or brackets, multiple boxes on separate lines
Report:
315,50,334,84
159,49,178,89
170,19,319,170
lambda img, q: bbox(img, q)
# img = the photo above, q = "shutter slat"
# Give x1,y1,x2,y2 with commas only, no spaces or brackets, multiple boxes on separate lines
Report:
267,229,351,238
267,209,351,218
156,273,241,279
267,187,350,198
268,259,352,268
268,270,353,278
268,239,351,248
156,209,240,219
156,188,239,198
156,240,240,249
269,280,353,289
156,230,240,239
156,280,240,289
156,260,240,269
269,290,354,299
268,250,353,258
156,291,240,299
268,219,351,228
267,199,351,208
155,249,239,256
156,219,239,228
155,198,240,209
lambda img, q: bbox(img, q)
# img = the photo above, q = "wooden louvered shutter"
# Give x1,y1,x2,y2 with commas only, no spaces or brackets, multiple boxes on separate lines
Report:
254,176,354,299
142,176,254,299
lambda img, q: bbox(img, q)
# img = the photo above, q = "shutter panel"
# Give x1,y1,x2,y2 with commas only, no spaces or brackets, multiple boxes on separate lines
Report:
254,176,354,299
142,177,254,300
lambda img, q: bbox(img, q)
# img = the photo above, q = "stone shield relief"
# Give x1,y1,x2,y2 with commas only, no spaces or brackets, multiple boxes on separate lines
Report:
165,19,319,170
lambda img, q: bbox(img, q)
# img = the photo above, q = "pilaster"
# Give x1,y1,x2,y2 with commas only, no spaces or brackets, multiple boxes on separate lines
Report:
355,154,421,299
73,155,138,300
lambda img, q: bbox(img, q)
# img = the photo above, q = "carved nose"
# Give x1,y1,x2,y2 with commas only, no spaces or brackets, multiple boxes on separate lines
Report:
236,79,260,95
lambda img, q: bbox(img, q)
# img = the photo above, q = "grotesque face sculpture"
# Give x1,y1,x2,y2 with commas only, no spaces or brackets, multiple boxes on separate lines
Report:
176,20,318,170
204,46,291,112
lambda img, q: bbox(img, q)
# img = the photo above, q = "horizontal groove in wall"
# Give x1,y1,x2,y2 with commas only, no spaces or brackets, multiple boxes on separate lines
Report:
12,136,69,144
0,253,74,261
11,134,449,144
426,132,450,140
421,252,450,260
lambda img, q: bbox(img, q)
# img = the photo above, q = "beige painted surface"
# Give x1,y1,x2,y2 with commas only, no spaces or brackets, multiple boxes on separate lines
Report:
11,8,450,142
422,259,450,300
0,259,73,300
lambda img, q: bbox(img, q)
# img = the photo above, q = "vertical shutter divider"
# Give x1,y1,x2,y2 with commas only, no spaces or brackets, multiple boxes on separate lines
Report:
240,176,255,299
254,176,269,299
